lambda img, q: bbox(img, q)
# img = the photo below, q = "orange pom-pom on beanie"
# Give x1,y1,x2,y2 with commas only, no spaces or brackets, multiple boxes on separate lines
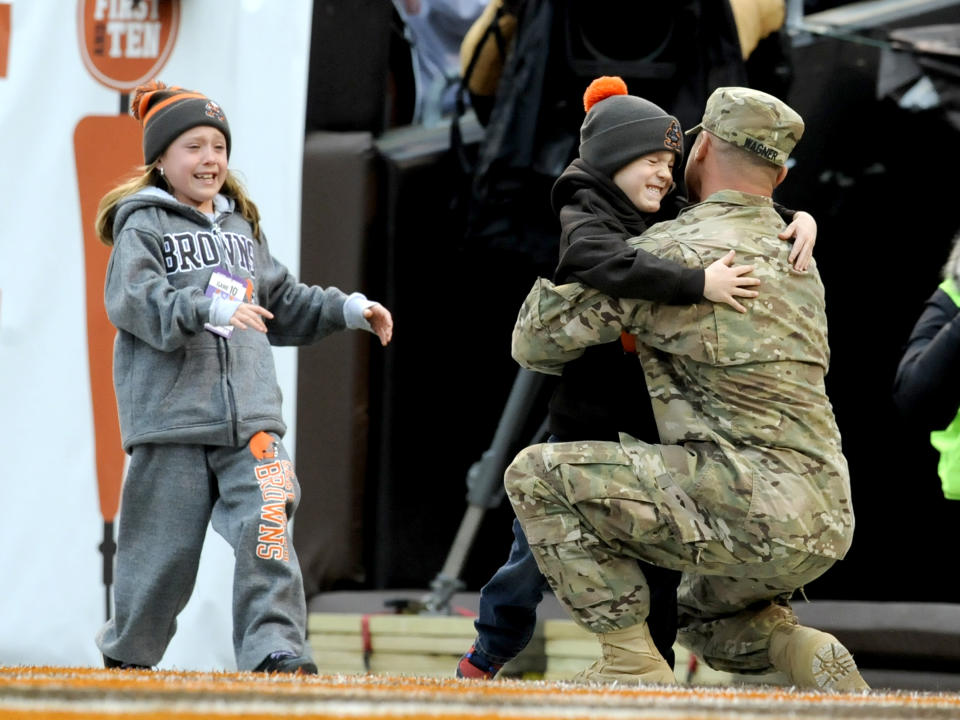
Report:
130,79,171,122
583,75,628,113
578,75,683,177
129,80,231,165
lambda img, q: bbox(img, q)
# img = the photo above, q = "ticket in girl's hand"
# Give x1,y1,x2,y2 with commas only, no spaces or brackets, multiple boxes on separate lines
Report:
203,269,246,338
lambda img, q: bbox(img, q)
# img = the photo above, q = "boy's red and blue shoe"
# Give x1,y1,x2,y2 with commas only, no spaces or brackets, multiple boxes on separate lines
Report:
456,645,503,679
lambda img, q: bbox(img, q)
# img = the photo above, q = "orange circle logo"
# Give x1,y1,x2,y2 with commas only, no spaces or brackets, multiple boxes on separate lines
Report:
77,0,180,91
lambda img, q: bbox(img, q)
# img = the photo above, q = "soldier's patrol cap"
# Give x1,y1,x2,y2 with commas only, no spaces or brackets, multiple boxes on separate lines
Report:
686,87,804,167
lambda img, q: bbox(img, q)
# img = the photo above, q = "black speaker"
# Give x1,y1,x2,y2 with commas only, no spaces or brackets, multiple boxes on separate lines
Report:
361,122,546,591
295,131,380,595
305,0,395,134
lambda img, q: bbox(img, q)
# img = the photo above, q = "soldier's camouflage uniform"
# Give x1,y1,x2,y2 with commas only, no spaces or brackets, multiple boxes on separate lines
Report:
506,189,854,674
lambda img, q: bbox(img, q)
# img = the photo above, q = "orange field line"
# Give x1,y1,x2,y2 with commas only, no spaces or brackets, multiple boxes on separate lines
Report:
2,666,960,711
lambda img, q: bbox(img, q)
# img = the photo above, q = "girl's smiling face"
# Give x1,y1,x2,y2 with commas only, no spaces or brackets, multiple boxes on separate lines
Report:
612,150,675,214
157,126,228,214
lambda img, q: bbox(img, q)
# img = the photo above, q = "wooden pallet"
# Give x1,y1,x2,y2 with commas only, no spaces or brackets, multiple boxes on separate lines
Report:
307,613,471,676
307,613,544,678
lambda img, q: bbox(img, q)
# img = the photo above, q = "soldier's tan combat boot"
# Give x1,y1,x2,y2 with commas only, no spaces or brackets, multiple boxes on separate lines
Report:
572,622,677,685
769,623,869,692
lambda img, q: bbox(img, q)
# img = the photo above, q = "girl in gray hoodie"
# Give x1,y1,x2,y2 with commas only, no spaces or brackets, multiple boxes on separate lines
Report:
93,81,392,674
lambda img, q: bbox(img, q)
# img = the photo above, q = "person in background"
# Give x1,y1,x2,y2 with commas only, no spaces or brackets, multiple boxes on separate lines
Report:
893,229,960,501
394,0,489,124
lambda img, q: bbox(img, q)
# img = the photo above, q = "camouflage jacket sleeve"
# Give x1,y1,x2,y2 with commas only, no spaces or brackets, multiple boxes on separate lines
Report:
512,196,831,374
512,240,711,374
511,277,643,374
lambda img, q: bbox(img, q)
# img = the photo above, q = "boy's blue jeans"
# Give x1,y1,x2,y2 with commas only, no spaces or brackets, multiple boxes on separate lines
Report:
471,518,550,666
471,521,680,670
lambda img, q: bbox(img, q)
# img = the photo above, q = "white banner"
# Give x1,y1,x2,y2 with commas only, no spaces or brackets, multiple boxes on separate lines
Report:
0,0,313,670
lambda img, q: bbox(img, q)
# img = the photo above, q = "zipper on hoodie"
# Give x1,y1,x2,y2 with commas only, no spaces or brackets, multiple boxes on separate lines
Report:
208,204,241,445
212,329,239,446
221,337,240,446
210,217,228,260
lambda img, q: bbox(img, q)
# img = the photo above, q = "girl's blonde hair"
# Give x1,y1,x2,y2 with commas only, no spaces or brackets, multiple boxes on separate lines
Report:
95,164,262,246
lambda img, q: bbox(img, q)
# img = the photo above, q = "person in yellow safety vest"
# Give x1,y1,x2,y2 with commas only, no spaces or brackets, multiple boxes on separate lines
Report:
894,229,960,501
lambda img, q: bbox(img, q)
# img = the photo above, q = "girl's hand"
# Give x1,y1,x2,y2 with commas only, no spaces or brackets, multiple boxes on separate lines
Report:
365,304,393,346
703,250,760,314
781,210,817,272
230,303,274,333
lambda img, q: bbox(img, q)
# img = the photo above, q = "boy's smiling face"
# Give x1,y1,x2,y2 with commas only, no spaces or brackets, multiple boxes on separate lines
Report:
612,150,675,214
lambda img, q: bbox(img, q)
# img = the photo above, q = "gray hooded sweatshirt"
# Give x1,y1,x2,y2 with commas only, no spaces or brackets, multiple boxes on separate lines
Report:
105,187,348,451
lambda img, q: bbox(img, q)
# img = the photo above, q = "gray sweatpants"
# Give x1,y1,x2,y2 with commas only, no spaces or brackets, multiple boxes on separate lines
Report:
96,432,311,670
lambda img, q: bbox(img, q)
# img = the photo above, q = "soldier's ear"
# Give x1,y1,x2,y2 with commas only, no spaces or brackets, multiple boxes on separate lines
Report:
693,131,711,161
691,132,704,159
774,164,788,189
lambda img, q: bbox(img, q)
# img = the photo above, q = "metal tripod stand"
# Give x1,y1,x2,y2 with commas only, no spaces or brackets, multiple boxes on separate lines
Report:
419,368,548,614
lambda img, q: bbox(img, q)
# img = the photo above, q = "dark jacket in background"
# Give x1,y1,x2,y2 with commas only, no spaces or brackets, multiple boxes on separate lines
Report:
893,286,960,432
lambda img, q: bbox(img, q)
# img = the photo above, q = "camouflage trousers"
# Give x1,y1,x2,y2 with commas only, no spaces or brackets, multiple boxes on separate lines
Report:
504,439,837,674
